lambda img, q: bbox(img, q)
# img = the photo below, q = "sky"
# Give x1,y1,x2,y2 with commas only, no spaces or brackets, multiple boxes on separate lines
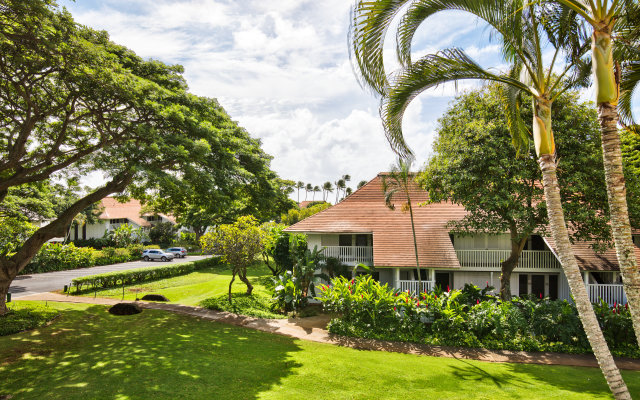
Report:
58,0,636,199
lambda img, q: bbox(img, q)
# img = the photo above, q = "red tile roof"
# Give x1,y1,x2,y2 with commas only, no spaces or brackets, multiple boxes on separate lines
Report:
98,198,176,227
285,174,639,271
286,174,466,268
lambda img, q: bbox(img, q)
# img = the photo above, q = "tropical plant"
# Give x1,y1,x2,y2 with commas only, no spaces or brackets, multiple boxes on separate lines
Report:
200,216,264,302
382,156,423,294
296,181,305,203
313,185,321,201
305,183,313,201
148,222,176,246
349,0,630,396
108,224,147,248
357,180,368,189
552,0,640,348
322,181,334,202
260,221,287,276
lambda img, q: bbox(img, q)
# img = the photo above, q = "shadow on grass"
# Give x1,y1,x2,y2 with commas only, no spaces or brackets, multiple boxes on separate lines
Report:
0,305,302,400
330,335,640,398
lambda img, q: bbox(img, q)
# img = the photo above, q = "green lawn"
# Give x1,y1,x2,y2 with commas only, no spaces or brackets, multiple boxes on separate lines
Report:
1,301,639,399
73,263,274,306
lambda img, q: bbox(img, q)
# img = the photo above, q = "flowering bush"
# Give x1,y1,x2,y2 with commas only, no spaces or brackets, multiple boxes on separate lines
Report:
318,275,639,357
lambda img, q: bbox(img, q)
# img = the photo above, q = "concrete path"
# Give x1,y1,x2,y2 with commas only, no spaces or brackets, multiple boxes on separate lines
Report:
9,255,211,298
17,292,640,371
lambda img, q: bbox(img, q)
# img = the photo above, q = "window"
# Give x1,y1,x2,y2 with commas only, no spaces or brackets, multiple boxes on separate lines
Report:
633,235,640,248
110,218,127,224
355,234,368,247
339,235,352,246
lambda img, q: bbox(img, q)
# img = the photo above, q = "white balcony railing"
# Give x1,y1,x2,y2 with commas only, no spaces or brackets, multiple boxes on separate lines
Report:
398,280,434,294
322,246,373,265
587,284,627,306
455,249,560,270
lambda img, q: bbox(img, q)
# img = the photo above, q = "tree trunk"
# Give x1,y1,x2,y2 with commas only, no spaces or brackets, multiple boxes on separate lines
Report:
407,199,422,294
598,101,640,347
539,154,630,399
0,277,11,315
500,231,528,300
228,271,237,303
238,268,253,295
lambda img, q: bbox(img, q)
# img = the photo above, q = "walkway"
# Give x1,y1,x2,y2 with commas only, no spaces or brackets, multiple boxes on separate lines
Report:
17,292,640,371
9,255,211,298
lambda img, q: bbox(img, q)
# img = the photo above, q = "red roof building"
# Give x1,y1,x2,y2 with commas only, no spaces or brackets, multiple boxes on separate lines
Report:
286,174,637,305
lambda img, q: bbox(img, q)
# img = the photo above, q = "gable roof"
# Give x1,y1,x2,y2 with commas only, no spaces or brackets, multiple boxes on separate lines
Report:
285,174,466,268
98,198,176,227
285,173,639,272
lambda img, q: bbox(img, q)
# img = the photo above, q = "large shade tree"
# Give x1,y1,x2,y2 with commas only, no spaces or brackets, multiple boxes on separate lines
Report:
350,0,630,397
0,1,282,317
423,84,616,300
551,0,640,344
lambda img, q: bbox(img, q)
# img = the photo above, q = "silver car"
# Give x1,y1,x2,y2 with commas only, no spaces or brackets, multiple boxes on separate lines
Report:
142,249,174,262
166,247,187,258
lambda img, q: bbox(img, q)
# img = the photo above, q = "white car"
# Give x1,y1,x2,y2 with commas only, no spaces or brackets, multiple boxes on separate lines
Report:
142,249,174,262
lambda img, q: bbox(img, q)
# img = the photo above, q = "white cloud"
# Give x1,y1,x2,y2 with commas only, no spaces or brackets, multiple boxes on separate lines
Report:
61,0,504,194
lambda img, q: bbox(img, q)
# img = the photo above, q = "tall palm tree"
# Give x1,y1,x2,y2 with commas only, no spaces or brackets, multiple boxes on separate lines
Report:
323,181,334,202
346,187,353,197
350,1,630,397
336,179,346,203
358,180,368,189
313,185,321,201
305,183,313,201
382,156,423,293
342,174,352,199
296,181,304,203
554,0,640,346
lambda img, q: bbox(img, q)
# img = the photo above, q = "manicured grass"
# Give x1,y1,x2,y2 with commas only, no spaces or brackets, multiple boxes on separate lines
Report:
1,301,639,399
0,302,59,336
73,263,274,306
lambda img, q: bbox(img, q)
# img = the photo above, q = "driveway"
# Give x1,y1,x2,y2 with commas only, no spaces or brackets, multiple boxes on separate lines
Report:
9,255,212,298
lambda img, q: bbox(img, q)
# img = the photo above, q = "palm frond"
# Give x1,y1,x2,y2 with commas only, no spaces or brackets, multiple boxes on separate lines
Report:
499,65,530,156
619,61,640,126
381,48,532,157
395,0,526,67
349,0,413,96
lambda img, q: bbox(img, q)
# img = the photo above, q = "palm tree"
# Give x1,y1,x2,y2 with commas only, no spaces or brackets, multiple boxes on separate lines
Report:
323,181,334,202
296,181,304,203
350,1,630,397
382,157,423,294
554,0,640,347
336,179,346,203
313,185,321,201
346,187,353,197
342,174,352,199
357,180,368,190
305,183,313,201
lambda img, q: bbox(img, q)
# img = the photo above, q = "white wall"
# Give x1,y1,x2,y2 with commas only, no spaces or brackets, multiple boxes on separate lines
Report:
85,222,108,240
307,234,322,249
452,271,506,292
320,234,339,246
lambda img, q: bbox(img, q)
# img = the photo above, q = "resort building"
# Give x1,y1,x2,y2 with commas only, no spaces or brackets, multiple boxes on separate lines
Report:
285,173,639,306
69,197,177,241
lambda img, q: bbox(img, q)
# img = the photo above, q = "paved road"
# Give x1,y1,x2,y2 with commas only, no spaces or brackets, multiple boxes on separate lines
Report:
9,255,211,298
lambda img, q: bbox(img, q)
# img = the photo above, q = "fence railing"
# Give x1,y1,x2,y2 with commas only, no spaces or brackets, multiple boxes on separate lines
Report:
398,280,434,294
587,284,627,306
322,246,373,265
455,250,560,270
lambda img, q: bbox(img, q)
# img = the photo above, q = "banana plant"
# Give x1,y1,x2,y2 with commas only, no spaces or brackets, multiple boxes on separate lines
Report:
350,0,630,397
551,0,640,349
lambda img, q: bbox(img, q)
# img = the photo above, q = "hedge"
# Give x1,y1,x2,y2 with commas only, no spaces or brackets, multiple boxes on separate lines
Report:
20,243,162,275
70,256,221,292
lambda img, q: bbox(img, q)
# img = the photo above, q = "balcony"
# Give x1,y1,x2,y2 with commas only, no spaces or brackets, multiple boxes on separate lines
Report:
398,280,434,294
322,246,373,266
587,284,627,306
455,249,561,270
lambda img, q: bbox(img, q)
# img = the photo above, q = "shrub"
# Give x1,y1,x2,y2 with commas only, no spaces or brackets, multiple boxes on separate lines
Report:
22,243,94,274
318,276,640,357
70,256,221,292
0,305,59,336
72,237,113,249
200,292,285,319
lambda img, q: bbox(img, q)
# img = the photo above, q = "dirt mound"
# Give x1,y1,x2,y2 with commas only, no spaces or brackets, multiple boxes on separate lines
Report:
108,303,142,315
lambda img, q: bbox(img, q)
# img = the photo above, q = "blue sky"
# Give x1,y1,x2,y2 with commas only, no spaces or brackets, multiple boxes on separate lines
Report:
59,0,631,196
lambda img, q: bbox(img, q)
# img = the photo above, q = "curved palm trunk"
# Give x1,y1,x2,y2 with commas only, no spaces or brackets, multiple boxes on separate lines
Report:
536,93,630,398
407,199,422,294
592,25,640,346
539,155,630,399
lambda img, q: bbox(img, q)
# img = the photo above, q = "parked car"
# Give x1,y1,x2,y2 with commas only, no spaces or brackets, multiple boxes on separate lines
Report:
142,249,174,262
166,247,187,258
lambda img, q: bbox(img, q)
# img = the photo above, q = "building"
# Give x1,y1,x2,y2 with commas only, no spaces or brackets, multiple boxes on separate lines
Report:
285,173,638,306
70,197,177,241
